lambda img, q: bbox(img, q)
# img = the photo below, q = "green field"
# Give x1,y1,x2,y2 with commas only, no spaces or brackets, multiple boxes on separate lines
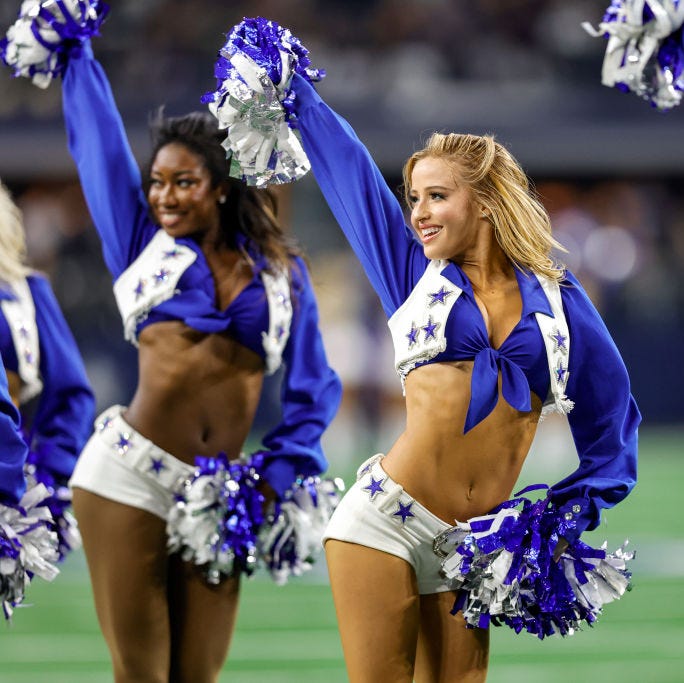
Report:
2,427,682,683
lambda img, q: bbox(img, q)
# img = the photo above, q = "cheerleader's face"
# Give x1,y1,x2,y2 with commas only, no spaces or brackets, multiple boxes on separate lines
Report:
408,156,484,261
148,142,223,240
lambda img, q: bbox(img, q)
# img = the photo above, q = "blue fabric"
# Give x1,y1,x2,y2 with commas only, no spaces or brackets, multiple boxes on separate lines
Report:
61,42,341,496
0,353,27,505
0,274,94,480
291,73,640,539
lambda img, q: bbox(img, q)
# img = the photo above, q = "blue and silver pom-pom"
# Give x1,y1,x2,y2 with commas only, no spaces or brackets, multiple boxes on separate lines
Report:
1,482,60,620
202,16,325,187
24,453,81,562
0,0,109,88
435,485,634,639
583,0,684,110
167,453,265,585
259,474,344,585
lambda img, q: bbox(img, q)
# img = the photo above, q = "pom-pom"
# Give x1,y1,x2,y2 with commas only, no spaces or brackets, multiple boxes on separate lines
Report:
24,454,81,562
0,482,59,620
435,486,634,639
259,475,345,585
202,17,325,187
583,1,684,110
167,453,265,585
0,0,109,88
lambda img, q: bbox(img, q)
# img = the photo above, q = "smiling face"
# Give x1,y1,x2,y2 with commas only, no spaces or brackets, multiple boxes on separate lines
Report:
147,142,224,241
407,156,484,262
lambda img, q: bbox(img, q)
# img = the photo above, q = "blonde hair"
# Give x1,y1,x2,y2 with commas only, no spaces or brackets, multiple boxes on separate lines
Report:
0,181,30,283
403,133,565,281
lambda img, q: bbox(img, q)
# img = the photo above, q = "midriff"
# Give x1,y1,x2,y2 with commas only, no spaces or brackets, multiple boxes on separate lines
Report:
124,320,265,464
382,360,542,525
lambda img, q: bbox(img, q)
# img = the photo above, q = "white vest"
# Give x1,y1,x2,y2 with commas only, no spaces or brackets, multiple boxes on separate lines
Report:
113,231,292,375
387,262,573,416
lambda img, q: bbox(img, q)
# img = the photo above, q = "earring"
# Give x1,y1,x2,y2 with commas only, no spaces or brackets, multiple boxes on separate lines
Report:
218,195,227,204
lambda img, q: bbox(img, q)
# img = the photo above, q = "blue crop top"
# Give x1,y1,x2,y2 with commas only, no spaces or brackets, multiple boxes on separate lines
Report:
61,42,342,497
291,73,641,543
0,273,95,481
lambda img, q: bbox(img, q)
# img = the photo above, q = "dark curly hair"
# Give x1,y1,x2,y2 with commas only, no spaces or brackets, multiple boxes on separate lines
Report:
146,109,302,273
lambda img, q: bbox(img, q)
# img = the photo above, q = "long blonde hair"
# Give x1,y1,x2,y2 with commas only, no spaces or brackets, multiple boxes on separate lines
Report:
403,133,565,281
0,181,30,283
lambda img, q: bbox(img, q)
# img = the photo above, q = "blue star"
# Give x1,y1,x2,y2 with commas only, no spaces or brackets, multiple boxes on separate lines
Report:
153,268,171,285
23,349,34,365
18,324,29,339
363,475,386,500
406,323,419,348
428,286,453,307
276,324,285,339
163,247,181,259
149,457,166,475
115,432,132,455
549,328,567,353
133,278,146,300
97,415,113,431
555,360,568,385
393,501,415,524
423,316,440,341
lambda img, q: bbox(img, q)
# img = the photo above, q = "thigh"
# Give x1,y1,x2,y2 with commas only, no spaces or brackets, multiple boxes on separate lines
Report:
415,591,489,683
325,539,421,683
167,554,241,683
72,488,171,683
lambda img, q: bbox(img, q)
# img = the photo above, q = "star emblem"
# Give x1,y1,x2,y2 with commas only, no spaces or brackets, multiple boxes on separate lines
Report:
406,323,419,348
153,268,171,285
276,324,285,340
17,324,29,339
23,348,34,365
149,457,166,475
115,432,132,455
549,328,568,353
555,359,568,386
133,278,147,300
162,247,181,259
276,291,289,308
97,415,113,431
422,316,440,341
393,500,415,524
428,286,453,307
363,475,386,500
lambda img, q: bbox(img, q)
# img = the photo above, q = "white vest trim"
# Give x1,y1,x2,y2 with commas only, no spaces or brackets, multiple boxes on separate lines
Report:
260,267,292,375
113,231,197,345
534,274,574,417
387,260,463,394
0,277,42,404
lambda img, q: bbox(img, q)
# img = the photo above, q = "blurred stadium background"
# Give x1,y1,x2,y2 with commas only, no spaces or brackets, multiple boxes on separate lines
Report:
0,1,683,681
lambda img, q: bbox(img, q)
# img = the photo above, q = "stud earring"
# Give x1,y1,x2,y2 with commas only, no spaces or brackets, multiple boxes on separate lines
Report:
218,195,227,204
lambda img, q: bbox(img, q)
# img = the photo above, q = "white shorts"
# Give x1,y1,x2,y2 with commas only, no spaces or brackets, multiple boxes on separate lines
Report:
69,405,195,521
323,454,454,594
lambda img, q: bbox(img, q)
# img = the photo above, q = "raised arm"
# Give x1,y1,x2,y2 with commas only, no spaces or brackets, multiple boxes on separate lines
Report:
256,259,342,497
62,41,153,278
548,272,640,544
27,275,95,481
291,74,426,316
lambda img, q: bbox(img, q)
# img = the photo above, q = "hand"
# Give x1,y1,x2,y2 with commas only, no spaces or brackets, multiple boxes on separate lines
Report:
553,536,569,563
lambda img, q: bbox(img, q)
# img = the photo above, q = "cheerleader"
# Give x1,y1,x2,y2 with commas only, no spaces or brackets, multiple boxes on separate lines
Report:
2,3,341,680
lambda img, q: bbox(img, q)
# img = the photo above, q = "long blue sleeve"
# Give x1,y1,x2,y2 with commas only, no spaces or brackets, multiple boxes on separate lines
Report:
548,272,640,543
27,275,95,480
62,41,153,279
0,355,28,505
258,259,342,497
291,74,427,317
